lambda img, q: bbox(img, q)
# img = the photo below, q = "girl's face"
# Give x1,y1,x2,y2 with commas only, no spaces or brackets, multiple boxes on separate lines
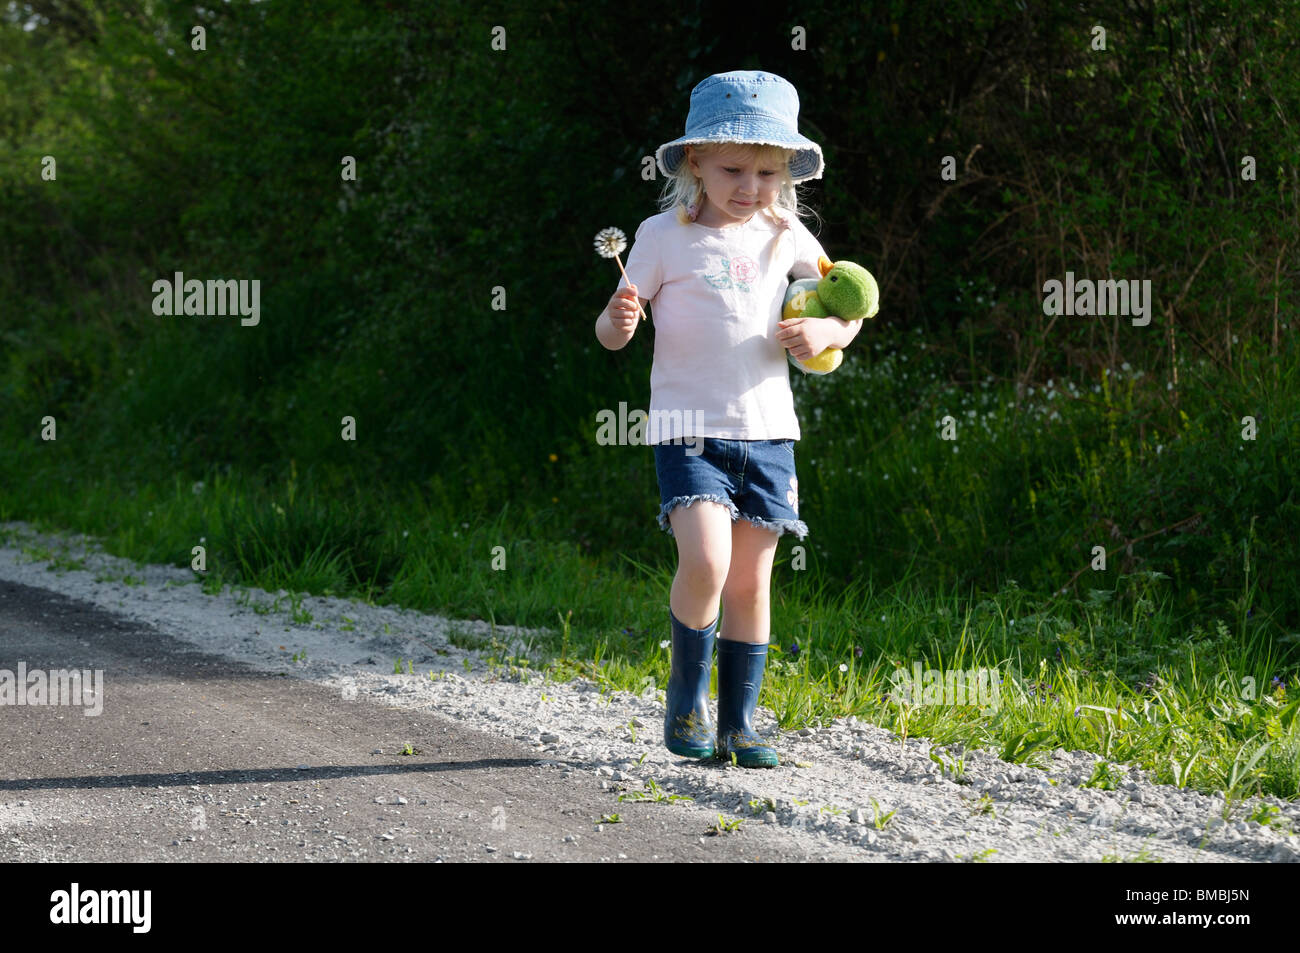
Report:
686,145,785,227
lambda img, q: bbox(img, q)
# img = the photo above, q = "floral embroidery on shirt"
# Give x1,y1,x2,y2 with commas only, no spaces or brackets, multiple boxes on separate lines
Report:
787,476,799,516
702,254,758,293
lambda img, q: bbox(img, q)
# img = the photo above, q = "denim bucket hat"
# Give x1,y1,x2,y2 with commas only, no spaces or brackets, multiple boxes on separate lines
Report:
655,70,824,183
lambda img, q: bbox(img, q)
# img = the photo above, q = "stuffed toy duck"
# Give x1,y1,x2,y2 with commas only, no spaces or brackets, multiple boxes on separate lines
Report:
783,256,880,374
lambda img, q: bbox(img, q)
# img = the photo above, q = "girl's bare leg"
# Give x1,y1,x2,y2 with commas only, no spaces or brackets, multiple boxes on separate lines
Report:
720,519,780,644
666,501,733,628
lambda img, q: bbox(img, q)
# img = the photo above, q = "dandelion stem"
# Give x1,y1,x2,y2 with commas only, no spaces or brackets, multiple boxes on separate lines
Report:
613,254,647,322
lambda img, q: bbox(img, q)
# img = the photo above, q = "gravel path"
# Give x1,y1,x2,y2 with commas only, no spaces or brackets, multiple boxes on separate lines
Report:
1,520,1296,863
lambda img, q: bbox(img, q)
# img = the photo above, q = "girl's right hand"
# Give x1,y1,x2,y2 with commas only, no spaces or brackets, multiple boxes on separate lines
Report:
607,285,642,332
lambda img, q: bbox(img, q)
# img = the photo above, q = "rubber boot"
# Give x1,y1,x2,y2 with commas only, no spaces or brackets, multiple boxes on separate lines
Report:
716,638,780,768
663,609,718,759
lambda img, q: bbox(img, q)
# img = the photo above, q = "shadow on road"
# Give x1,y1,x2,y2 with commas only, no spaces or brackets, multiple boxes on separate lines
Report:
0,757,554,791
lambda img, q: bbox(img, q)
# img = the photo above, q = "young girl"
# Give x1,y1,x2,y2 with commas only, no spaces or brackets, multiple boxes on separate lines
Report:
594,70,863,767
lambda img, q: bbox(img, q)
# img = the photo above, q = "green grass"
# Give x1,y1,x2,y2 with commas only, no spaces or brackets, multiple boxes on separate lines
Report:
707,814,744,835
617,778,693,804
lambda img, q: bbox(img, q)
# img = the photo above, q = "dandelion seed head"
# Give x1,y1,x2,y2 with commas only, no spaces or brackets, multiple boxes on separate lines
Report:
593,227,627,259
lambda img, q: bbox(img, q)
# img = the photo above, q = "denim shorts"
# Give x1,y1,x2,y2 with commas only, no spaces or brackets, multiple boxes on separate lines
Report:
653,438,808,539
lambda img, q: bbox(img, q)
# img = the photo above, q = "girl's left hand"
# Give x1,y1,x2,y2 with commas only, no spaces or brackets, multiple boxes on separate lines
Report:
776,317,838,363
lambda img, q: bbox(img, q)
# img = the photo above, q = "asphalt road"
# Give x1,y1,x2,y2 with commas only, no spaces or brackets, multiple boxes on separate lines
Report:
0,577,850,862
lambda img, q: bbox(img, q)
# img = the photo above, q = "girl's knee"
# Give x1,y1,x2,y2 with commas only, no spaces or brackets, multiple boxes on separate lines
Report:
722,577,769,607
676,558,729,594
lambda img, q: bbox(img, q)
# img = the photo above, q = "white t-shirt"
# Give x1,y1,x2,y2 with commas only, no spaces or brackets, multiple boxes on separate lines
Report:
621,207,829,441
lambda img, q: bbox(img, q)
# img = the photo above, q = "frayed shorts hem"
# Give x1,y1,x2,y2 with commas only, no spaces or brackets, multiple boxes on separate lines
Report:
656,494,739,535
740,514,809,540
657,495,809,540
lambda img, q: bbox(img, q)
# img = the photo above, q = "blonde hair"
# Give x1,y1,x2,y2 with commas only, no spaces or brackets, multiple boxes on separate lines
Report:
658,142,821,236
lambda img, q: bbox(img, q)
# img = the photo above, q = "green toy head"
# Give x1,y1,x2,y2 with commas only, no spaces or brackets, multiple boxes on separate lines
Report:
817,260,880,322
